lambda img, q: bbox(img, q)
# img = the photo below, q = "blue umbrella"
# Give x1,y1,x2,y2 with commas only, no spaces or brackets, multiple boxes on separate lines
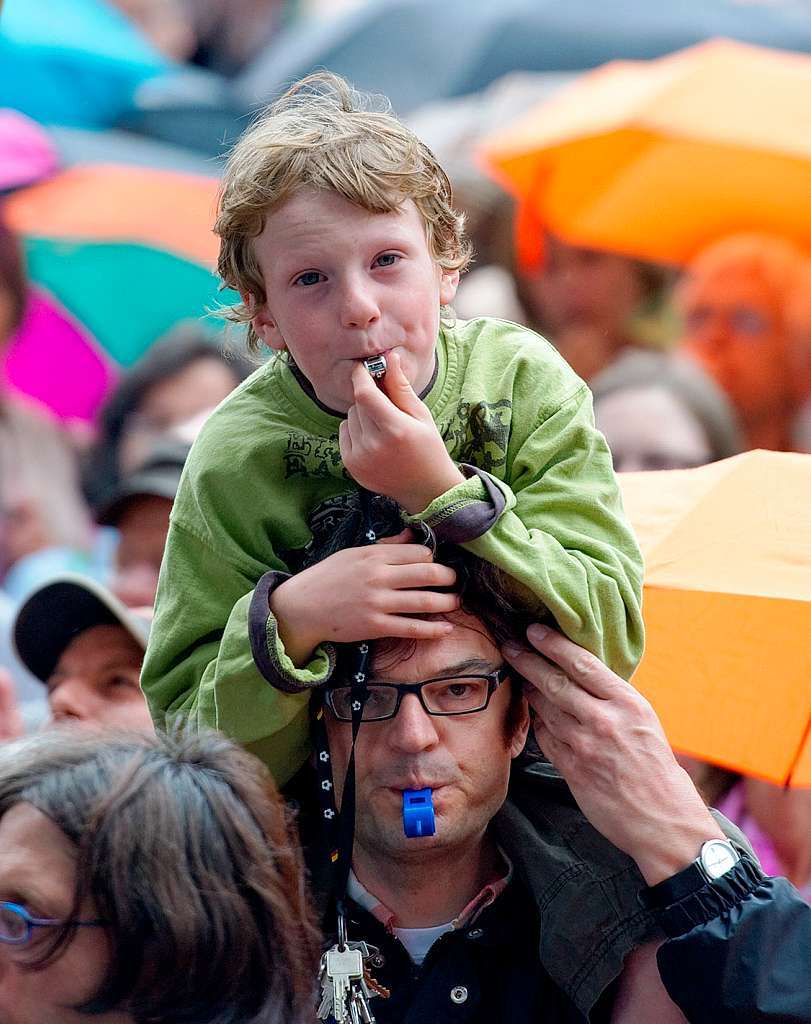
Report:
0,0,170,129
236,0,811,116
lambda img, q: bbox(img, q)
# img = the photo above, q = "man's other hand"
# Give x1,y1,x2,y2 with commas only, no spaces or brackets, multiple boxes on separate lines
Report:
503,625,724,885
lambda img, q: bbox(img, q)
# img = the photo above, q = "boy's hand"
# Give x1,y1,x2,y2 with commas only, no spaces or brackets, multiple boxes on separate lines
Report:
339,351,465,513
269,531,460,667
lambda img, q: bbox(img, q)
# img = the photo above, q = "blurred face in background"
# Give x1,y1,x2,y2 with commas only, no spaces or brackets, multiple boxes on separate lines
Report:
118,357,238,474
679,268,789,428
46,624,152,732
518,233,644,340
108,495,172,608
594,384,713,472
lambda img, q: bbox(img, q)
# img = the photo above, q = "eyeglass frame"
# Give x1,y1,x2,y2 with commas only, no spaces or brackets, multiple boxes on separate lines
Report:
0,901,106,946
323,666,509,722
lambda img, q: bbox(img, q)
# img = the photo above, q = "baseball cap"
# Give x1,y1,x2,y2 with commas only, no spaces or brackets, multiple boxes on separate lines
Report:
95,437,191,527
12,573,151,683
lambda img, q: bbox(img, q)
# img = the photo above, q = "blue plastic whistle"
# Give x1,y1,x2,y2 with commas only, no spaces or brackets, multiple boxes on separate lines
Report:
402,788,436,838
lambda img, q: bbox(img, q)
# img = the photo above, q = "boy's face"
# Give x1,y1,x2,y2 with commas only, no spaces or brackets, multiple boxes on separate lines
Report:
249,189,459,413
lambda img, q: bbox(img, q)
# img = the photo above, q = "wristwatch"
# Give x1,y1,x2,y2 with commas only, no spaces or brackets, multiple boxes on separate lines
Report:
641,838,741,909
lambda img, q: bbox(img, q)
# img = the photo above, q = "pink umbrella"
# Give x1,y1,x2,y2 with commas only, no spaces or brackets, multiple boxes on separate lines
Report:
0,109,58,191
1,290,118,425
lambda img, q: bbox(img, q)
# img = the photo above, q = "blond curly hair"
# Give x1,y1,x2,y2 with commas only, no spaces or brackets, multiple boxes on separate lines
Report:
215,72,473,351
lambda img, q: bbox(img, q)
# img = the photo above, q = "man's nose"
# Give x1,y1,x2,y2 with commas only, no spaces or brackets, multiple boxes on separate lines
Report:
339,275,381,329
386,694,440,753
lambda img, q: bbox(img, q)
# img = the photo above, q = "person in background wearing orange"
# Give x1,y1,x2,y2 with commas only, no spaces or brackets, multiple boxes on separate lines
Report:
677,233,810,452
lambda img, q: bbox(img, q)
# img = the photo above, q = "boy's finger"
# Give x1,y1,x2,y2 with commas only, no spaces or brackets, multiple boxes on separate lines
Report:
345,405,363,445
380,351,427,418
351,394,383,441
377,528,416,545
381,615,455,640
338,420,352,459
386,562,457,588
377,543,436,562
380,590,461,615
351,362,398,428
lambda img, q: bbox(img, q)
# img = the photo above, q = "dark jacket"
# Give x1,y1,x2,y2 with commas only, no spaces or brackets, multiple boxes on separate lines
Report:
295,758,809,1023
658,873,811,1023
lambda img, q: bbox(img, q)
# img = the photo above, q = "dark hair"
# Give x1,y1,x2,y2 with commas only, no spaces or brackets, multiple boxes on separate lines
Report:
0,215,28,337
364,547,537,742
0,728,321,1024
310,500,540,742
81,321,254,511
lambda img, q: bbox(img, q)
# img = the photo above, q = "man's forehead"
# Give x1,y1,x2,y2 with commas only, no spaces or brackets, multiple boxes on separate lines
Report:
370,618,500,681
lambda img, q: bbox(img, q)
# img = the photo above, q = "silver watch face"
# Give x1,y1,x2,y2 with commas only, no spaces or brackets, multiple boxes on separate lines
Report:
700,839,740,879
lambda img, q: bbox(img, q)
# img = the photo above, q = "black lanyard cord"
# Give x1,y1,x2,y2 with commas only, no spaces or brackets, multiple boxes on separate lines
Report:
312,487,377,924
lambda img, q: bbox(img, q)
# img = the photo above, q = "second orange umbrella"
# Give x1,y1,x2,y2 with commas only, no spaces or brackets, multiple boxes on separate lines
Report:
480,38,811,265
619,450,811,786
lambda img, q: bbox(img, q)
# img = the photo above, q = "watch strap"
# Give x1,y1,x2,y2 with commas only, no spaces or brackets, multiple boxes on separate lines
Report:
640,854,765,938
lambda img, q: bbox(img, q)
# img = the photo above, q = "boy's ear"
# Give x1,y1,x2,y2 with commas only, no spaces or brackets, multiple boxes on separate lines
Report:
243,293,286,351
439,267,461,306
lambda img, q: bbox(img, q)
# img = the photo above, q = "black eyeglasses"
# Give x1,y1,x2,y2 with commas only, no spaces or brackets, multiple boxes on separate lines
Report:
325,667,508,722
0,901,106,946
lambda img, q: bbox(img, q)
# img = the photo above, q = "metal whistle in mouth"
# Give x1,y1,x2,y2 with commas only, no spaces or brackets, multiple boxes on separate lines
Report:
402,788,435,838
363,353,388,382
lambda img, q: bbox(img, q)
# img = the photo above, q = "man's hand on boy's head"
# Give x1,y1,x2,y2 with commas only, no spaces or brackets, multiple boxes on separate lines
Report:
268,531,460,667
339,351,465,514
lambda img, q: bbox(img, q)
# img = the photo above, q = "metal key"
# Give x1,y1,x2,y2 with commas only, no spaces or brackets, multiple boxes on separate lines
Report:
325,946,364,1024
316,968,334,1022
348,978,376,1024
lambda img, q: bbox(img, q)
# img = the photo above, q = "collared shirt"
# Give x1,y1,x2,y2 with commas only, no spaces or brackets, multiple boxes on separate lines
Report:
347,853,512,964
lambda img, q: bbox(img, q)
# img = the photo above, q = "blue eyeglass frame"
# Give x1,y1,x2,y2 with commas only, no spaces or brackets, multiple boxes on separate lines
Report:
0,901,106,945
324,666,509,722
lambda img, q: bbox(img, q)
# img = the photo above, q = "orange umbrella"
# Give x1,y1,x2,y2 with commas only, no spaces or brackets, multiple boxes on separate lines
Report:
480,39,811,266
619,450,811,786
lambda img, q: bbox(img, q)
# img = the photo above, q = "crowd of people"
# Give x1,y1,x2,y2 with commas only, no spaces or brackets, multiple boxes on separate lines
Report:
1,39,810,1024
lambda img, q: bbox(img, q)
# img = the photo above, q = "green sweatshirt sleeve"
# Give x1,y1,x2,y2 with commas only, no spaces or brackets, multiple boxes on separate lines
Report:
141,519,318,786
409,385,644,680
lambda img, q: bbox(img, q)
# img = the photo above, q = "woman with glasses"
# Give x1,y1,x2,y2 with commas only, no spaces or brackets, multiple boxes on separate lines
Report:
676,233,810,452
0,728,320,1024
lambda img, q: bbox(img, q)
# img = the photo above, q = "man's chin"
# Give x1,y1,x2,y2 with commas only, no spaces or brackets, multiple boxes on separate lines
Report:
357,819,453,861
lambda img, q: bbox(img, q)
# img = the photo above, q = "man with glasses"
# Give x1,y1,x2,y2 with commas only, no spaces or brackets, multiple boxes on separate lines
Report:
297,547,810,1023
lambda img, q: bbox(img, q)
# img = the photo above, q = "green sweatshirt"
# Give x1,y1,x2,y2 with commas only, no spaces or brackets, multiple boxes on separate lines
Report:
142,317,644,784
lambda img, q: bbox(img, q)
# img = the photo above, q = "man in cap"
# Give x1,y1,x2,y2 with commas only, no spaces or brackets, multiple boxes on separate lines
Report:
12,574,153,731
